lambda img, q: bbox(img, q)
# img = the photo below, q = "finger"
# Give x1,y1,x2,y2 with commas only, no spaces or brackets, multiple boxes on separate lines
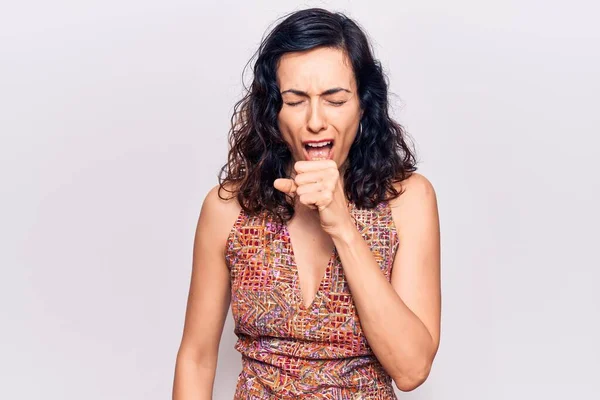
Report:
273,178,298,195
294,170,326,185
294,166,339,187
295,180,327,196
298,192,331,210
294,159,337,173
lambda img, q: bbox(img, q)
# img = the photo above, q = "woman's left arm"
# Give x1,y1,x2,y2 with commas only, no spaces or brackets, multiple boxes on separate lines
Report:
331,173,441,392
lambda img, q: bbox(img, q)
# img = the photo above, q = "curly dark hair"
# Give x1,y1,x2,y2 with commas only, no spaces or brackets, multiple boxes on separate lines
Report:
218,7,418,226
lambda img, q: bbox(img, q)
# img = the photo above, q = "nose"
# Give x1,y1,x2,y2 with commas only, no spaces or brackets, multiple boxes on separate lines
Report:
306,99,327,133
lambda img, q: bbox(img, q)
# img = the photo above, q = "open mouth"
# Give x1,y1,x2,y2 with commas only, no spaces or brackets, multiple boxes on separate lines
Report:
303,140,334,161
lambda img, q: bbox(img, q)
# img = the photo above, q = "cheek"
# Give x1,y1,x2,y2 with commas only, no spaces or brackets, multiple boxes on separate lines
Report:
277,112,302,140
278,109,302,127
340,135,356,154
337,124,359,153
277,112,290,136
276,120,298,153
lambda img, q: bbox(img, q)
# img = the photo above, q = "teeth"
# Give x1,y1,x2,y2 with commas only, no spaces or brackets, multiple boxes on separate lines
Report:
306,141,331,148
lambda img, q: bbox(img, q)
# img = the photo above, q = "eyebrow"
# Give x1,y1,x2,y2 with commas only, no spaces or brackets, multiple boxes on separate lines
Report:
280,87,352,96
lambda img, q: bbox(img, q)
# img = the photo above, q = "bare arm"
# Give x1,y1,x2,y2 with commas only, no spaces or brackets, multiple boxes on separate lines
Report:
172,184,239,399
331,173,441,391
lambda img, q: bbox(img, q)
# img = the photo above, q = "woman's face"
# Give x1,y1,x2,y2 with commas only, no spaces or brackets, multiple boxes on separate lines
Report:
276,47,363,175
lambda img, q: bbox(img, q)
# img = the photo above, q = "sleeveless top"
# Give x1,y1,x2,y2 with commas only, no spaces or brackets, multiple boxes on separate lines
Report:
225,200,399,399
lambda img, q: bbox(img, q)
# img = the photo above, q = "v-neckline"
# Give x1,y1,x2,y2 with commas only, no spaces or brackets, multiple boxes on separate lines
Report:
281,201,354,310
282,222,336,310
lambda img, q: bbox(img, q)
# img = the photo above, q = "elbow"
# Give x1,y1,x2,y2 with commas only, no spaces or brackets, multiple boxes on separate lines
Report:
392,361,432,392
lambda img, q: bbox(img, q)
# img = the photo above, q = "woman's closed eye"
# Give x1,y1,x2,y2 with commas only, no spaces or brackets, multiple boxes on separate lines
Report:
284,100,347,107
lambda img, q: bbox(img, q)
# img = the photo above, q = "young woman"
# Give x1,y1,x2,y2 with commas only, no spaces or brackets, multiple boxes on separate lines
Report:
173,7,441,399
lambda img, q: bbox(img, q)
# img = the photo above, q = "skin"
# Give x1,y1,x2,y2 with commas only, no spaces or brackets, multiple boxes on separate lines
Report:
273,47,441,390
172,47,441,398
172,182,236,400
276,46,363,180
274,46,364,307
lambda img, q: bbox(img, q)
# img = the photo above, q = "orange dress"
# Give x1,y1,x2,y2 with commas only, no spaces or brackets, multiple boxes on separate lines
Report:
225,200,399,399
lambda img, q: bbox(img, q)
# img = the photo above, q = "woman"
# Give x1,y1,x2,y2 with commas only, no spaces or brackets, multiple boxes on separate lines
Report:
173,7,441,399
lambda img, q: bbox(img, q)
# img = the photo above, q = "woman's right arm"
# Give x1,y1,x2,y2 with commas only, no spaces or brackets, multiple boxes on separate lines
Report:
172,184,240,399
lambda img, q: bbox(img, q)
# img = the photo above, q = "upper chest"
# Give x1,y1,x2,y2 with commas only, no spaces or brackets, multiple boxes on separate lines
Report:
226,201,398,294
225,201,399,341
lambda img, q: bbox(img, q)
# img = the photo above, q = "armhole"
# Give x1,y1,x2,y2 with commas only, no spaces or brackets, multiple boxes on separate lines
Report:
386,199,400,273
224,207,247,271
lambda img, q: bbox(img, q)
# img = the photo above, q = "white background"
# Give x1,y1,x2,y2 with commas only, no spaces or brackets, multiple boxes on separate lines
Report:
1,0,599,399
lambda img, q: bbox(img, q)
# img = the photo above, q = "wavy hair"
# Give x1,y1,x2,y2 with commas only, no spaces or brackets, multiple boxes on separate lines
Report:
218,7,418,226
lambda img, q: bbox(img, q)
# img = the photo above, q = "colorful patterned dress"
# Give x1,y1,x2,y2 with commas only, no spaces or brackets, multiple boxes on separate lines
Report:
225,200,399,399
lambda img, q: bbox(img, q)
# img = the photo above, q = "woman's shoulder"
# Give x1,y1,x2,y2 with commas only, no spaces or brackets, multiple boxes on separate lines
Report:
388,172,438,235
198,182,243,256
204,181,242,210
390,172,436,203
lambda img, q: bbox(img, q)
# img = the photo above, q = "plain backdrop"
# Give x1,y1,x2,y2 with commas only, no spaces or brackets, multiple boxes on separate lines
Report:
1,0,599,399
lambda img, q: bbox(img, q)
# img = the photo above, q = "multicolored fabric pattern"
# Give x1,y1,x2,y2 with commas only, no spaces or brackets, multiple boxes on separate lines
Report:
225,200,399,399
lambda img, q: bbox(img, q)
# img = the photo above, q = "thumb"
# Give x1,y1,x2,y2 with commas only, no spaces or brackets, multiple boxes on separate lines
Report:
273,178,297,195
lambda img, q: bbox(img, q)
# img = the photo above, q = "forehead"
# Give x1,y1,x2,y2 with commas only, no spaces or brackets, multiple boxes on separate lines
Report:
276,47,356,91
